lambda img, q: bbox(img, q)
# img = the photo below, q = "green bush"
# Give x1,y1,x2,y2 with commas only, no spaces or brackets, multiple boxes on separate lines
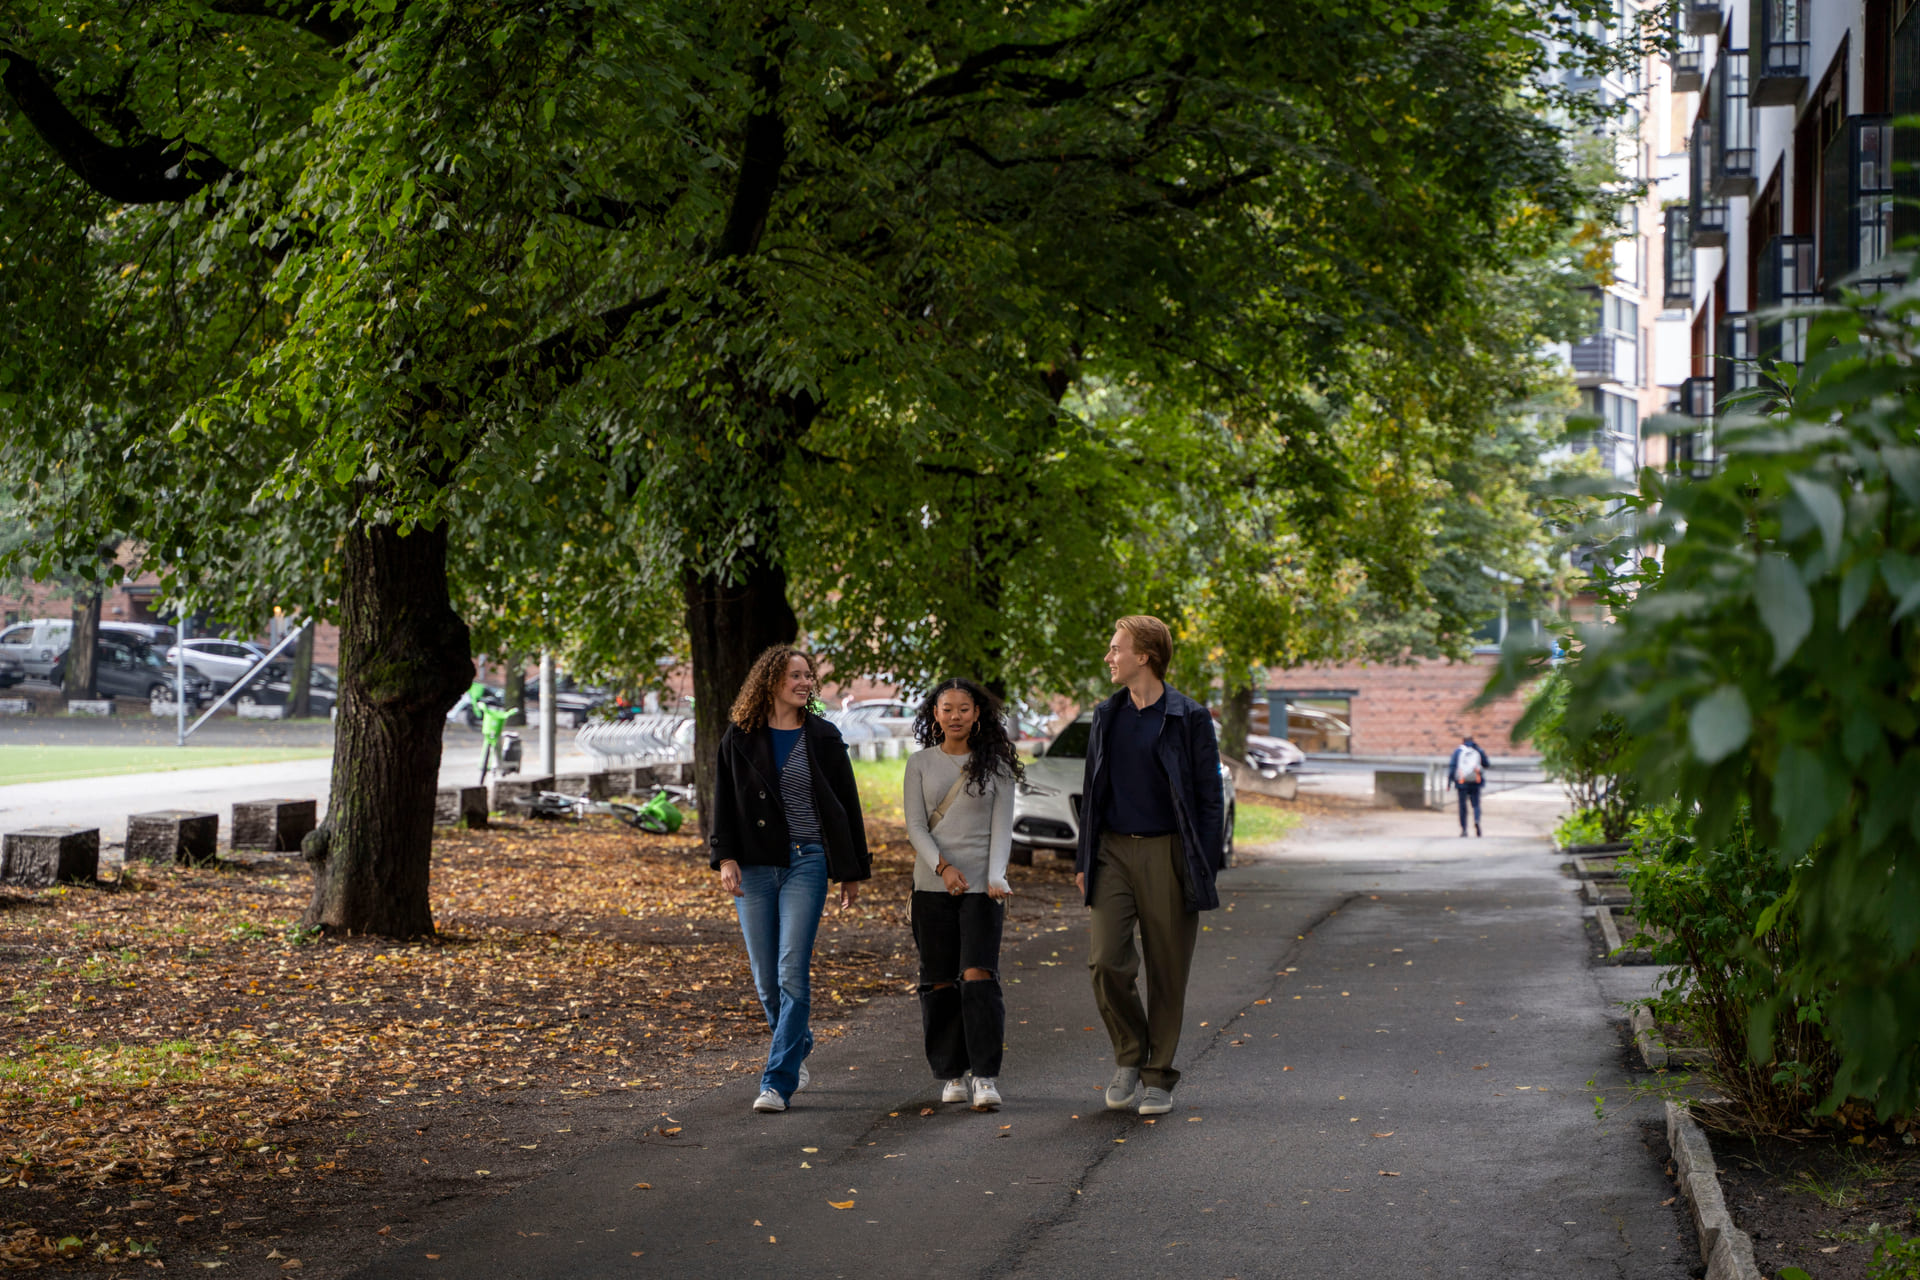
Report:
1525,668,1639,841
1554,808,1606,847
1869,1227,1920,1280
1627,804,1839,1129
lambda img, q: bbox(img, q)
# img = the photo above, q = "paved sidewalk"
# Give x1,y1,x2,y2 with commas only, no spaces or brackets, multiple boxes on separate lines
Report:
349,792,1691,1279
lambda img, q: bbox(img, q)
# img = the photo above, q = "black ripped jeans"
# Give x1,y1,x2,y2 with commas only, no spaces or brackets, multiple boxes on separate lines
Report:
911,891,1006,1079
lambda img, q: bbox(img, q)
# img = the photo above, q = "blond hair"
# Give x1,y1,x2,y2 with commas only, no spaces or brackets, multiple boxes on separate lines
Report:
1114,615,1172,679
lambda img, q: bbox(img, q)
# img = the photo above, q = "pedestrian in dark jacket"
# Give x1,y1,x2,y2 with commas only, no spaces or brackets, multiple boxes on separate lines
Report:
1447,733,1490,837
1074,616,1225,1116
709,645,869,1114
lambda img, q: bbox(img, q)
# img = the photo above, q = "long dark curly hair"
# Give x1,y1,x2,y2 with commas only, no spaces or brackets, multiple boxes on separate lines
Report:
912,678,1025,795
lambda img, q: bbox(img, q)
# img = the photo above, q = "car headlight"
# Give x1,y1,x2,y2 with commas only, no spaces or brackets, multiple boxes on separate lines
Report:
1017,780,1060,797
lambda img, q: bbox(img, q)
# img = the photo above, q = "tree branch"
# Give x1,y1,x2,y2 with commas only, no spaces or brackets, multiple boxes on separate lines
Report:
206,0,363,47
0,53,236,204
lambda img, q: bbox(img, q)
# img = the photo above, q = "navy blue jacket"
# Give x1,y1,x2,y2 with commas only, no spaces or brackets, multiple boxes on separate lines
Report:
1075,685,1226,912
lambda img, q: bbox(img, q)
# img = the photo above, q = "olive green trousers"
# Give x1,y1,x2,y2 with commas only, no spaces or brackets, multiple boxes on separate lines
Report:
1088,831,1200,1091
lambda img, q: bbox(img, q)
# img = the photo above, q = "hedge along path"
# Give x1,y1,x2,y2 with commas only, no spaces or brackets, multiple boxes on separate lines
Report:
0,818,1080,1268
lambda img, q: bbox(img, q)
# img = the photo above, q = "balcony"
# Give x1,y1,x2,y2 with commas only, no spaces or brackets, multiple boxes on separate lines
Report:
1673,43,1704,93
1679,375,1717,417
1715,314,1759,408
1571,333,1638,386
1690,122,1729,247
1754,0,1809,106
1671,426,1716,478
1688,0,1722,35
1821,115,1900,294
1710,50,1756,198
1756,235,1817,362
1663,207,1695,308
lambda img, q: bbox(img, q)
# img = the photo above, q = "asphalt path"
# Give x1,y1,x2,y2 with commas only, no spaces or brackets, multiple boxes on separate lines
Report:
352,793,1691,1280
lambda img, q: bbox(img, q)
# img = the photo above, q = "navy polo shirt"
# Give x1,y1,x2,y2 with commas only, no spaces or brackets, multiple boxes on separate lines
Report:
1103,690,1178,836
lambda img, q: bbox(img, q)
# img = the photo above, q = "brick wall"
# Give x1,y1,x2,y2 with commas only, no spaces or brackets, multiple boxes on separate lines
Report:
1265,654,1537,757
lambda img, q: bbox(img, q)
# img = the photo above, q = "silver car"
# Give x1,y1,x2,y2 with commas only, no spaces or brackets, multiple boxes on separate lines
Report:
0,617,72,680
1011,712,1236,867
165,637,278,694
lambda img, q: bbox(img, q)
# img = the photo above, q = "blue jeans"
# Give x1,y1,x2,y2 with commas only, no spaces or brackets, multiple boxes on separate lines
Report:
734,843,830,1100
1457,783,1483,832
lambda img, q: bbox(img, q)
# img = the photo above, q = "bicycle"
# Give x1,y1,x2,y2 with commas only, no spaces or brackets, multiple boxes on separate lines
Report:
512,784,697,834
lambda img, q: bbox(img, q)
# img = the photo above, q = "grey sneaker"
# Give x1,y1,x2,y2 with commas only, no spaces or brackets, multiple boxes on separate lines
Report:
941,1076,970,1104
752,1089,787,1113
1137,1086,1174,1116
795,1062,810,1094
1105,1067,1141,1111
970,1076,1002,1111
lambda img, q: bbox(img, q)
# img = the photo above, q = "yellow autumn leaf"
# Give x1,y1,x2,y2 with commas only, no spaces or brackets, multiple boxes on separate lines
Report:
828,1200,855,1210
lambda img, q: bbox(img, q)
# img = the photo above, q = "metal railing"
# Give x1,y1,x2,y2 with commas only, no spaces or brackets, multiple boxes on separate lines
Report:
1710,49,1756,198
1754,0,1809,106
1663,206,1694,308
1690,120,1730,247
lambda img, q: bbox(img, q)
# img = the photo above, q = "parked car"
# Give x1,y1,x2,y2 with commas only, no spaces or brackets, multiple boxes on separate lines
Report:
164,636,283,694
52,635,214,707
0,655,22,689
1282,704,1351,754
0,617,72,680
1010,712,1237,867
448,682,602,729
240,663,339,716
1242,733,1306,778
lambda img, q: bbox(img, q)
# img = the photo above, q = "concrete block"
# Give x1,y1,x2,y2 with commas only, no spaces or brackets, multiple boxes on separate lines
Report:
597,767,638,796
236,702,285,720
1372,769,1426,809
1631,1005,1666,1070
2,827,99,886
66,699,114,717
125,811,219,865
1706,1227,1762,1280
491,775,553,811
552,771,612,800
1685,1170,1732,1255
230,798,317,852
0,698,29,716
434,786,488,828
147,700,187,717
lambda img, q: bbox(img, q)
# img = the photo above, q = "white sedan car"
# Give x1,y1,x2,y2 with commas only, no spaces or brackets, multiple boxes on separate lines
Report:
1011,713,1236,867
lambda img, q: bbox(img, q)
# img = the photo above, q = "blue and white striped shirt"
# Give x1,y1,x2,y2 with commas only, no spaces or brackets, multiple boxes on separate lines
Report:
778,730,821,845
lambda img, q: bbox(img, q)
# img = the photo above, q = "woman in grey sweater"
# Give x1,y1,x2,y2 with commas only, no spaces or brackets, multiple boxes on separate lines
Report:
903,677,1021,1111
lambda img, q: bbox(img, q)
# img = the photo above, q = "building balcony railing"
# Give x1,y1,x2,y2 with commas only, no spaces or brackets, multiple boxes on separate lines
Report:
1671,426,1717,477
1715,314,1759,408
1822,115,1901,294
1571,333,1639,387
1673,44,1704,93
1690,121,1729,247
1754,0,1809,106
1688,0,1722,35
1679,375,1717,418
1710,50,1756,198
1663,207,1695,308
1757,235,1817,363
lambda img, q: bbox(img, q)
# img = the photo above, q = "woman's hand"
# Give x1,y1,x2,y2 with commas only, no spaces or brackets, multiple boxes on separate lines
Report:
839,880,861,910
987,880,1010,901
940,863,969,896
719,859,743,897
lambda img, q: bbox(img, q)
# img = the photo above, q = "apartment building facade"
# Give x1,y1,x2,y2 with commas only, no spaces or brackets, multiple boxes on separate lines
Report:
1667,0,1906,465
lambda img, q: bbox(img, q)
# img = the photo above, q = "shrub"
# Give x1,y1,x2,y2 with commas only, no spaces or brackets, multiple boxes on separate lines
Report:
1525,668,1639,841
1554,808,1606,847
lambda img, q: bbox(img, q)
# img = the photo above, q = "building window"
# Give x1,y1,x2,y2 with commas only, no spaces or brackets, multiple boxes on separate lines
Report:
1822,116,1898,293
1663,206,1694,307
1711,48,1757,198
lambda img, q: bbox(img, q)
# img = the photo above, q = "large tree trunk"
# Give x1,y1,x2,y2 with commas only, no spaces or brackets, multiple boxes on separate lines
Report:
286,621,315,719
501,654,527,727
1220,681,1255,762
683,551,797,839
65,590,102,698
302,522,472,937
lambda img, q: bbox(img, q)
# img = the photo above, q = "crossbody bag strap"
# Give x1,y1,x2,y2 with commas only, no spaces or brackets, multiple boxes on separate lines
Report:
926,769,970,830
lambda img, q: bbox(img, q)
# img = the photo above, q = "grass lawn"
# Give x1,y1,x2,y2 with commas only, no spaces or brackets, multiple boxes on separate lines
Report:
0,745,334,786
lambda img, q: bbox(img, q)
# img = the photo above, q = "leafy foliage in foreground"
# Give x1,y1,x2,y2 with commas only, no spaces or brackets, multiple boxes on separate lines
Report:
1511,285,1920,1116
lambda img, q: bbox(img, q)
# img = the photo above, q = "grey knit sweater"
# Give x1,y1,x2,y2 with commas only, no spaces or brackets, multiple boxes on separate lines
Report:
902,746,1015,894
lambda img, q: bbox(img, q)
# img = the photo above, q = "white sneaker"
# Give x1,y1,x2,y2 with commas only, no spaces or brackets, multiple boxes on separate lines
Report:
1105,1067,1141,1111
1137,1086,1174,1116
795,1062,810,1094
970,1076,1002,1111
941,1077,969,1104
752,1089,787,1113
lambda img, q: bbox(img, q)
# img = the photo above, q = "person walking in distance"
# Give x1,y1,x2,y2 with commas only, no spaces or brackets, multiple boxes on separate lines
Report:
1447,732,1490,837
1075,616,1225,1116
709,645,870,1113
903,678,1021,1112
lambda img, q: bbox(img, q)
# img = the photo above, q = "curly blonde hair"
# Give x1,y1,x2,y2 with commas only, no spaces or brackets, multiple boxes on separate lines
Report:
729,644,822,732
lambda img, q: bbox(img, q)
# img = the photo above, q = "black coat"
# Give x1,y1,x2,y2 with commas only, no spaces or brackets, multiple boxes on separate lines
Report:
1074,685,1226,912
707,714,871,883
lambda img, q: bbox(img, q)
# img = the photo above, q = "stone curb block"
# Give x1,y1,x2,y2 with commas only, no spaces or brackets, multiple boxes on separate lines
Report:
1632,1006,1667,1070
1665,1101,1764,1280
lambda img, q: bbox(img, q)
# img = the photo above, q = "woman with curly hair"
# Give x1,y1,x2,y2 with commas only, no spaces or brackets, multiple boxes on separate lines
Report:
708,644,870,1114
902,677,1023,1111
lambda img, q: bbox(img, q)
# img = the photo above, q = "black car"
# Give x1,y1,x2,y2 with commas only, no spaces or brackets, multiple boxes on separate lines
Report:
52,636,214,707
0,656,21,689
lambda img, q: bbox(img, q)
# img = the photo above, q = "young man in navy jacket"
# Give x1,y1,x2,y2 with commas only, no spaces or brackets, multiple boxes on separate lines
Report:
1074,616,1225,1116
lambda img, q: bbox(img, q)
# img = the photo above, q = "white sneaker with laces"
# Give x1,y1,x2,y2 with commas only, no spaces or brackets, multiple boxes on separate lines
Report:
1137,1086,1174,1116
941,1077,970,1104
752,1089,787,1113
795,1062,810,1094
1105,1067,1141,1111
969,1076,1002,1111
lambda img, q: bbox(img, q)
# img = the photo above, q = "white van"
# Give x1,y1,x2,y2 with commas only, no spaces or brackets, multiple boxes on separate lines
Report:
0,618,72,679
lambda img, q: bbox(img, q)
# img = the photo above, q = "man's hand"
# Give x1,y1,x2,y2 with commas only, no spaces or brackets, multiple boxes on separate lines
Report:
719,859,743,897
840,880,861,910
1075,871,1086,896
